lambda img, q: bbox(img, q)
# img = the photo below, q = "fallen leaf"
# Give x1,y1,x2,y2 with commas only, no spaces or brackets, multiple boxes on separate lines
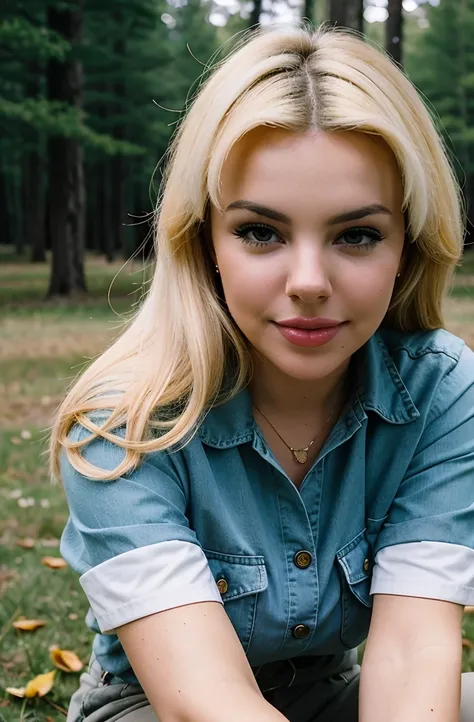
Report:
41,556,68,569
40,538,60,548
465,606,474,614
462,638,474,650
16,538,35,549
24,670,56,698
68,613,79,621
13,618,47,631
49,646,83,672
6,687,26,698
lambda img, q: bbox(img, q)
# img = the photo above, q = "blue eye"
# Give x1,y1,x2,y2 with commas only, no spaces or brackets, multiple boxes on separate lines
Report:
334,227,385,249
232,223,385,250
232,223,281,248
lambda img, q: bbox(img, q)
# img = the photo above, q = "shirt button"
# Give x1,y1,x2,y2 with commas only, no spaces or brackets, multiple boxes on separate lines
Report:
363,558,370,573
292,624,311,639
217,578,228,594
294,550,313,569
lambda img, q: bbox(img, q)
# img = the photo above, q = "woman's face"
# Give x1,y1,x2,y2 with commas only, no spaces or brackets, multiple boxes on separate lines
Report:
210,128,406,383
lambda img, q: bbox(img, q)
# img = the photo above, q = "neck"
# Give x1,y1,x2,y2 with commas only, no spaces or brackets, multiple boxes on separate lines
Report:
249,355,351,419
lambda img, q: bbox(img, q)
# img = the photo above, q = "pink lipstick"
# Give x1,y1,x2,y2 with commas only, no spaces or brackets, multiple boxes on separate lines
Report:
274,317,344,348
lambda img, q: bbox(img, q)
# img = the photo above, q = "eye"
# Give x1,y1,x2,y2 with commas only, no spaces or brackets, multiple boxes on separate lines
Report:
232,223,282,248
334,227,385,250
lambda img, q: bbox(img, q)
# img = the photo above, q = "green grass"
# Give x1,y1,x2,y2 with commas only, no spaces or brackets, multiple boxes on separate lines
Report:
0,254,474,720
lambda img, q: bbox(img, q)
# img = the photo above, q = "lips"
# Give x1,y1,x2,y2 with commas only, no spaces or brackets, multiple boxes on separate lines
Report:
276,317,343,330
273,318,345,348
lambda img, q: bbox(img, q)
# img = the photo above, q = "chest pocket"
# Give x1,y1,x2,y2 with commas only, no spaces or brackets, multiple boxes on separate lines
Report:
336,530,373,649
204,550,267,653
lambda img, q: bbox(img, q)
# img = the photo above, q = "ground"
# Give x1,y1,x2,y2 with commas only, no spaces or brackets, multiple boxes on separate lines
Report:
1,250,473,721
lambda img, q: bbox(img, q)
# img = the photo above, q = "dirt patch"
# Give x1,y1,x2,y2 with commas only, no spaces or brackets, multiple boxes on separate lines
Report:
445,297,474,348
0,317,121,361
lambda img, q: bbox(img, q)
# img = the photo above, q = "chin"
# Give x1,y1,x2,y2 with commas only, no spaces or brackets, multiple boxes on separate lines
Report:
271,356,345,383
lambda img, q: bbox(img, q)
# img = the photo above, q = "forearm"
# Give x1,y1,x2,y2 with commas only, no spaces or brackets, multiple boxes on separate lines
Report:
360,644,462,722
170,682,288,722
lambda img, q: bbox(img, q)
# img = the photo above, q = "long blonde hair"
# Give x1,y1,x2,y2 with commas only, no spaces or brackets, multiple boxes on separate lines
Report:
51,23,464,481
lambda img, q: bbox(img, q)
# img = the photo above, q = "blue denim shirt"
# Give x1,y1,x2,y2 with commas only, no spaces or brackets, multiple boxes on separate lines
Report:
60,328,474,683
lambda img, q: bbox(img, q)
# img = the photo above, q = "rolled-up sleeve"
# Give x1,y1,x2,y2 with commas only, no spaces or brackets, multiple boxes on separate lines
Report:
370,344,474,605
60,422,222,634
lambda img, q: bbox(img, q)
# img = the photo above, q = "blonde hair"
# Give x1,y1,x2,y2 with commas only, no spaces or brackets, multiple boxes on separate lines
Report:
51,23,464,481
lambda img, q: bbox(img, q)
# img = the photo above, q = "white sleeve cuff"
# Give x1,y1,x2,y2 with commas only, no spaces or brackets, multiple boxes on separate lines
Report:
370,541,474,606
79,540,223,634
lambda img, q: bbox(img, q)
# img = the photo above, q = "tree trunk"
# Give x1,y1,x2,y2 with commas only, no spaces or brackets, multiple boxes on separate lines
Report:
249,0,262,29
46,0,87,297
328,0,364,32
101,161,115,262
112,16,126,257
28,148,46,262
25,66,46,263
0,162,14,247
386,0,404,66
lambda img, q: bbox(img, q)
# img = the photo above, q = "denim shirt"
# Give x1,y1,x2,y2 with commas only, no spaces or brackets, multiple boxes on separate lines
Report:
60,328,474,683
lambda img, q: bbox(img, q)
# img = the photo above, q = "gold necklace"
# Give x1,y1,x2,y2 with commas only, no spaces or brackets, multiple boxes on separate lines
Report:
253,404,339,464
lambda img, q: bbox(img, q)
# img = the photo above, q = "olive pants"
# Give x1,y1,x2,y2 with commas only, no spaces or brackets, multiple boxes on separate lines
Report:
68,653,474,722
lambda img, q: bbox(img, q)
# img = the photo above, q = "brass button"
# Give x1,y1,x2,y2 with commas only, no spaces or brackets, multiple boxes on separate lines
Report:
292,624,310,639
363,558,370,573
294,551,313,569
216,578,228,595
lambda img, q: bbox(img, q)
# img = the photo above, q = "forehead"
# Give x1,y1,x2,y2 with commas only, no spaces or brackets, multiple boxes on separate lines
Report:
217,128,404,216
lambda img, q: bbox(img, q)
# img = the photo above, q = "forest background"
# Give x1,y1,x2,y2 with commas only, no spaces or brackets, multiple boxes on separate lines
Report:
2,1,474,720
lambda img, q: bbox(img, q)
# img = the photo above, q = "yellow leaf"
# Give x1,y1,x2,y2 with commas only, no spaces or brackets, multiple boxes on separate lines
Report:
6,687,27,698
49,646,84,672
41,556,68,569
24,670,56,698
13,618,47,631
465,606,474,614
16,537,36,549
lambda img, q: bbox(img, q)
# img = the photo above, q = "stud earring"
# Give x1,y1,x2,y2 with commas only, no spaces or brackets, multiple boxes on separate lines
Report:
215,264,219,274
396,272,401,278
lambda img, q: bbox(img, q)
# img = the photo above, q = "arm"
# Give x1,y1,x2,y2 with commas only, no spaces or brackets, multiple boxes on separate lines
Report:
360,594,463,722
117,601,288,722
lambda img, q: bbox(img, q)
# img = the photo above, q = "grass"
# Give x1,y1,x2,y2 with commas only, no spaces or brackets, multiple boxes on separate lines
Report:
1,252,474,720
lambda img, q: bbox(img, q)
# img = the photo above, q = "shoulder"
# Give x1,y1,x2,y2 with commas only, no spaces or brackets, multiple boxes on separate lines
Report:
379,326,468,365
378,327,474,418
61,412,183,485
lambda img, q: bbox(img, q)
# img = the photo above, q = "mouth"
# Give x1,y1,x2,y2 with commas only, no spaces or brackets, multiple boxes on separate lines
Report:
272,318,345,348
276,317,343,330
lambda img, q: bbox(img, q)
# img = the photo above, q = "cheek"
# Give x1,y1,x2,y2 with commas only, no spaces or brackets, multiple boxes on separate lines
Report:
216,245,277,317
340,255,399,307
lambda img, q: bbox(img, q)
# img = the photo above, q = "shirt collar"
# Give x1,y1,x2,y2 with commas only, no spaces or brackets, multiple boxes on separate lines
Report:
198,330,420,449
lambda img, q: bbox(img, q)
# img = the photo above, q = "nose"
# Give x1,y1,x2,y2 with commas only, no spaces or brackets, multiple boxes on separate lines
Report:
285,245,332,303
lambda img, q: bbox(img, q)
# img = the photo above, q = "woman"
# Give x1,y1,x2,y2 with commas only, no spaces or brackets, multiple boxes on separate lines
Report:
52,24,474,722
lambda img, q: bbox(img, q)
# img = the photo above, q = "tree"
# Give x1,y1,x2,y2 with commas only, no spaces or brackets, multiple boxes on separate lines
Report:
406,0,474,245
386,0,404,66
328,0,364,32
47,0,87,296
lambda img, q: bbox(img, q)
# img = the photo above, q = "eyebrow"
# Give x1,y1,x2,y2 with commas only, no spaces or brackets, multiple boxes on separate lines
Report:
225,201,392,225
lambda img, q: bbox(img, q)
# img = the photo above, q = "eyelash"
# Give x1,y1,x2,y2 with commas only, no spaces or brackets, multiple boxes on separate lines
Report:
232,222,386,250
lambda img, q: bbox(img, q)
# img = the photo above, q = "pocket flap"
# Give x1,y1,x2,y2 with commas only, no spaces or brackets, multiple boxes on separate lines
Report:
336,530,371,587
204,550,267,602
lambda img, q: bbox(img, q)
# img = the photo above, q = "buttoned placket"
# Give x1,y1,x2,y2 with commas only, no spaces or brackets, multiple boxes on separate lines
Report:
251,403,366,653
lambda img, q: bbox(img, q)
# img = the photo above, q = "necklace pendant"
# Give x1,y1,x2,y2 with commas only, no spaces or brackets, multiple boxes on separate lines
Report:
292,448,309,464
